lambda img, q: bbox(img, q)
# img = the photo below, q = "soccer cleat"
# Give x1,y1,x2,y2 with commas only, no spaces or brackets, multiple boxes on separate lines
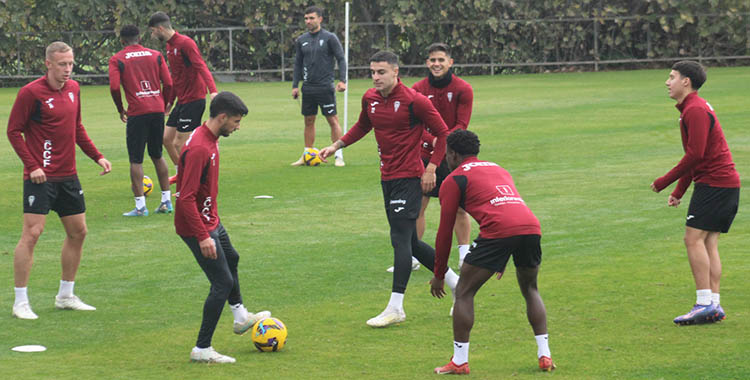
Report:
386,257,421,273
713,304,726,322
154,200,173,214
12,302,39,320
290,155,305,166
539,356,556,371
334,157,346,167
233,310,272,335
673,303,718,325
366,308,406,328
169,175,178,185
55,295,96,311
434,359,470,375
190,347,236,363
123,207,148,217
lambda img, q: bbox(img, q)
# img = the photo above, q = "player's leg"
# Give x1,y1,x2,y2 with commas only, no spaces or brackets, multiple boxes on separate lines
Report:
182,230,237,363
303,115,317,148
55,212,95,311
12,212,47,319
292,91,318,166
705,231,724,320
163,125,179,165
454,208,471,267
124,115,149,216
146,113,172,213
416,195,430,240
674,226,719,323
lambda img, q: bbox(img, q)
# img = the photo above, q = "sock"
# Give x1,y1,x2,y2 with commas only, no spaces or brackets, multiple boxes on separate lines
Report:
712,292,720,305
135,196,146,209
192,346,210,352
535,334,551,358
387,292,404,311
445,268,459,291
174,165,178,175
696,289,712,305
452,341,469,365
14,287,29,306
161,191,171,203
335,149,343,159
230,303,250,323
458,245,470,262
58,280,74,298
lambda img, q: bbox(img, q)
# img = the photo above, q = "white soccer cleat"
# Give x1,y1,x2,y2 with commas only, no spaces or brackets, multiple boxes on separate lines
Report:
54,295,96,311
386,257,421,272
334,157,346,167
366,307,406,328
12,302,39,320
233,310,272,335
190,347,236,363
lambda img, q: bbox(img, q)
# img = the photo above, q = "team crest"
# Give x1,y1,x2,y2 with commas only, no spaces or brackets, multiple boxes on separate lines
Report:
319,39,324,46
68,92,75,103
495,185,514,196
28,195,35,207
394,101,400,112
447,92,453,102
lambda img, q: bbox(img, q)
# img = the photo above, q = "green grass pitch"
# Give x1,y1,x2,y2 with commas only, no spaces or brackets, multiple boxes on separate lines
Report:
0,67,748,379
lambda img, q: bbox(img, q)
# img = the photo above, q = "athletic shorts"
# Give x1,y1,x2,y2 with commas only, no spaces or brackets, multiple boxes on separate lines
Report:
686,183,740,233
127,112,165,163
422,157,451,198
23,177,86,217
381,177,422,220
464,234,542,274
167,99,206,133
301,88,337,116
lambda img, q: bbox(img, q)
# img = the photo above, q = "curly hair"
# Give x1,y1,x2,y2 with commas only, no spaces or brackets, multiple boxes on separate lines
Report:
447,129,480,156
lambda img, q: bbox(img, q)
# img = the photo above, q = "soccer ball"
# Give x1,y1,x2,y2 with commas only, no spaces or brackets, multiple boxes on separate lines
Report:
143,175,154,196
303,148,323,166
251,317,287,352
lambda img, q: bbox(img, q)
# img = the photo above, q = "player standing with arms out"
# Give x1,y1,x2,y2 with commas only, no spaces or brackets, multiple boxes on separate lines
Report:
290,5,347,167
148,11,218,184
109,25,174,216
175,92,270,363
430,130,554,374
320,51,460,327
651,61,740,325
7,41,112,319
387,42,474,273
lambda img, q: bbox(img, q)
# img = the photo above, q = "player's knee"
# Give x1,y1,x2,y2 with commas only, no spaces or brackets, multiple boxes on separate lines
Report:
67,225,88,241
22,224,45,244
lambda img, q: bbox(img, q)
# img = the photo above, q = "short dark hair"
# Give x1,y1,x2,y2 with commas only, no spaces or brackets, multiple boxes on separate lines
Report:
148,11,171,28
120,25,140,44
672,60,706,90
447,129,480,156
210,92,249,118
305,6,323,17
427,43,451,57
370,51,399,67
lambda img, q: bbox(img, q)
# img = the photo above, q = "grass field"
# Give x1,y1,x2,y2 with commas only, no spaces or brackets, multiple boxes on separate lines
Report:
0,67,748,379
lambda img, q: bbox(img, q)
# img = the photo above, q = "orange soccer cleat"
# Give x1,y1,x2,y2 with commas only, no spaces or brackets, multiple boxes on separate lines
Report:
539,356,556,372
434,358,470,375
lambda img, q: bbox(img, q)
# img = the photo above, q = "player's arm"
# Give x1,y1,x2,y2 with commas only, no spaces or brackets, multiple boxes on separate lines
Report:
452,85,474,131
292,38,303,95
320,98,373,160
184,42,217,96
74,90,109,175
652,108,710,191
431,177,461,297
6,87,45,182
158,53,175,110
107,56,126,122
177,147,212,244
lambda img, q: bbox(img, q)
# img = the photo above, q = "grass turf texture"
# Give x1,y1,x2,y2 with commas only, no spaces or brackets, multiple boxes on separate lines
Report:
1,68,748,379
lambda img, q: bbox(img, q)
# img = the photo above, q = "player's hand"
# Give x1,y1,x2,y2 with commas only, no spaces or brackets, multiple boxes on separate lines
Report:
199,237,217,259
668,195,681,207
97,158,112,176
496,271,505,280
29,168,46,184
119,112,127,123
292,88,299,99
319,145,337,162
336,82,347,92
430,277,446,298
650,182,658,192
421,169,436,193
209,92,218,100
165,102,174,115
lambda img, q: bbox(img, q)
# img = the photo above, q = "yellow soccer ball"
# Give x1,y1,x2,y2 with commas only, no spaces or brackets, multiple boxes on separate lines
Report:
251,317,288,352
303,148,323,166
143,175,154,196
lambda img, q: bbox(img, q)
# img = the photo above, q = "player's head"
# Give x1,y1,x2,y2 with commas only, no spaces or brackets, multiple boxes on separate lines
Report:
426,43,454,79
148,11,173,41
370,51,399,95
210,92,249,137
446,129,481,170
119,25,140,45
45,41,74,88
304,6,324,32
667,61,705,101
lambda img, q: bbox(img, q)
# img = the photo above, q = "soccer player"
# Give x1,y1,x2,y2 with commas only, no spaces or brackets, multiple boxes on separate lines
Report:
148,11,218,184
651,61,740,325
386,42,474,273
430,130,554,374
109,24,174,216
175,92,270,363
7,41,112,320
290,5,347,167
319,51,460,328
